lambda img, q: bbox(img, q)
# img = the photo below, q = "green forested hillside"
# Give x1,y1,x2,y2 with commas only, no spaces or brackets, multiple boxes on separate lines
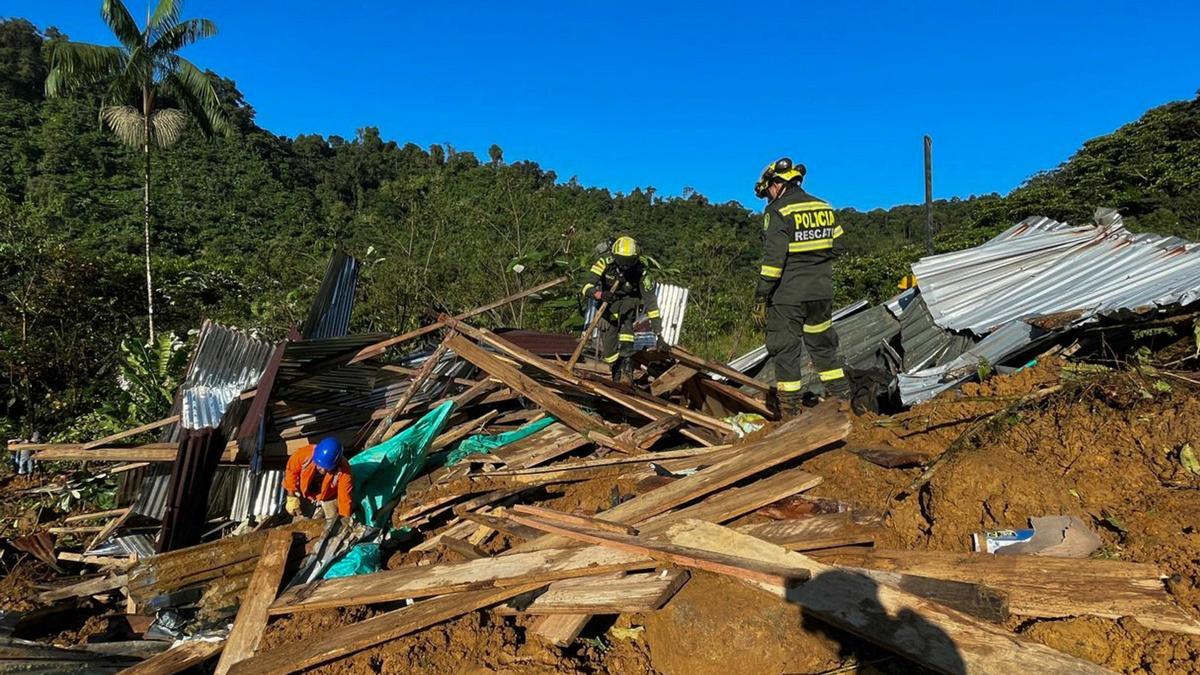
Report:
2,17,1198,437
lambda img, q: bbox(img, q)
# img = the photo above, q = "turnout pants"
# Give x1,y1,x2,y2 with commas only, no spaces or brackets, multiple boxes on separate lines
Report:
765,299,846,394
599,297,641,364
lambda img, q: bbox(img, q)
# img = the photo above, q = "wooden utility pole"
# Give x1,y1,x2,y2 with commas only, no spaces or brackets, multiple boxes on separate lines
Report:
924,135,934,255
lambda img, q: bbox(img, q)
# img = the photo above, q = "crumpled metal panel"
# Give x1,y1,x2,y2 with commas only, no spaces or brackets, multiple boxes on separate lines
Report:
177,322,275,431
229,467,285,522
900,295,977,372
300,251,360,340
914,212,1200,335
898,320,1052,404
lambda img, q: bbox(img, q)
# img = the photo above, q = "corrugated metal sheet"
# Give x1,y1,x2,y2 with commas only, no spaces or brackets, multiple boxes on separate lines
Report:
726,299,873,374
229,468,285,521
583,282,690,347
899,295,977,372
914,211,1200,335
174,321,275,432
898,319,1052,404
301,251,361,340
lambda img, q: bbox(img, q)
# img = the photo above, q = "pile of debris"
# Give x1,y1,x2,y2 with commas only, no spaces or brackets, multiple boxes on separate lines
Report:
3,211,1200,673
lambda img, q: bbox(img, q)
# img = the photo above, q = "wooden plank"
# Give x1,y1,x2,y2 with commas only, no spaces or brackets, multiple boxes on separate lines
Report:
456,509,543,541
650,363,699,397
445,333,620,447
229,583,545,675
496,570,689,615
430,409,499,450
483,444,731,477
366,338,451,446
640,467,824,533
213,530,295,675
533,613,592,647
511,505,638,536
631,413,684,450
39,574,128,603
118,639,224,675
303,276,569,372
697,377,775,418
270,545,653,614
662,520,1109,675
31,444,182,462
813,549,1200,635
506,513,809,588
64,508,128,524
668,345,770,393
736,519,878,550
494,425,592,469
81,416,180,450
440,536,487,560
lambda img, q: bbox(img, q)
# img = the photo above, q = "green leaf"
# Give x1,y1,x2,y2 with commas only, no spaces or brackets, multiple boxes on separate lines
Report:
1180,444,1200,476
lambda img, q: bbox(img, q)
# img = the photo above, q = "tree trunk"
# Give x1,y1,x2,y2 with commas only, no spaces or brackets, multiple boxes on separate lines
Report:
143,88,155,344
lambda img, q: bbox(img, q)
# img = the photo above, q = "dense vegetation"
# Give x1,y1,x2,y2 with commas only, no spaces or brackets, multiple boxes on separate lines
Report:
2,17,1198,439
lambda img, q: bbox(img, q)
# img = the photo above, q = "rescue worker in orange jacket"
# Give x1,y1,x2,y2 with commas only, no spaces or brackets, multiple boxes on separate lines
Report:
283,437,354,520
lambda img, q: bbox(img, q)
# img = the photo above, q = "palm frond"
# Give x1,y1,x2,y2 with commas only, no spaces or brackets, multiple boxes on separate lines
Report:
149,108,187,148
148,0,184,41
150,17,217,54
101,105,145,147
101,0,144,50
161,57,230,137
45,41,127,97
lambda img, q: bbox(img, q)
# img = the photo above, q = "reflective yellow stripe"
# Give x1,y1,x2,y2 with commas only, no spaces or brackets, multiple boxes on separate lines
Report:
613,236,638,256
818,368,845,382
778,201,830,216
776,380,805,392
646,310,661,319
603,352,621,363
759,265,782,279
589,262,606,275
618,333,636,342
832,225,844,238
582,283,595,296
803,319,832,334
788,239,833,252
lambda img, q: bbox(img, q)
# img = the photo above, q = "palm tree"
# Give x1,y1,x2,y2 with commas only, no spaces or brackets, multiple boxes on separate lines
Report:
45,0,230,342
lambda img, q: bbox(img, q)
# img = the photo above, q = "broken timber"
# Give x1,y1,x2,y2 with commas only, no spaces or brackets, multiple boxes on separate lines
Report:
213,529,295,675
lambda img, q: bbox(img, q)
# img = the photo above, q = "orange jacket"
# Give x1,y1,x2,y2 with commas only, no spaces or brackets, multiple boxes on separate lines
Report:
284,445,355,517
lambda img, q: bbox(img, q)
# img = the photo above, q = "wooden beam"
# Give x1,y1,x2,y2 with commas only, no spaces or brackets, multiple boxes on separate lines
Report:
496,570,688,615
482,444,731,478
511,504,638,536
506,513,809,588
39,574,128,603
650,363,698,397
663,520,1108,675
118,639,224,675
440,536,487,560
229,583,546,675
213,529,294,675
456,509,543,541
813,549,1200,635
29,443,184,462
64,508,128,523
269,546,653,615
697,377,775,418
668,345,770,393
366,338,451,447
431,410,499,450
631,413,684,450
445,332,629,451
81,416,179,450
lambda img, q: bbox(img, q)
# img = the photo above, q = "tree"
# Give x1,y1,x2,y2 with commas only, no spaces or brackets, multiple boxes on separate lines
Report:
45,0,229,342
488,143,503,167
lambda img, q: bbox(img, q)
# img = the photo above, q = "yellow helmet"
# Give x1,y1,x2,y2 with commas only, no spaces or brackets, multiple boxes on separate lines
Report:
754,157,806,198
611,236,640,267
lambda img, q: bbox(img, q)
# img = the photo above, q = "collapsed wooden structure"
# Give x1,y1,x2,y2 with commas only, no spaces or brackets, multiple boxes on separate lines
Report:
8,259,1200,674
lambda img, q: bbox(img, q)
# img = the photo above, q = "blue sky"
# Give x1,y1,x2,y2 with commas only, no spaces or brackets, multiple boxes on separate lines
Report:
9,1,1200,209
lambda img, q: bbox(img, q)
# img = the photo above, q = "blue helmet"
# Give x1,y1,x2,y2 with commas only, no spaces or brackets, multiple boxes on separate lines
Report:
312,437,343,471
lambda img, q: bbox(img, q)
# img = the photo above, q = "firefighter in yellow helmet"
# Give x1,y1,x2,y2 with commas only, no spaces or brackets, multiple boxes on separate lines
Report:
752,158,850,418
581,236,664,385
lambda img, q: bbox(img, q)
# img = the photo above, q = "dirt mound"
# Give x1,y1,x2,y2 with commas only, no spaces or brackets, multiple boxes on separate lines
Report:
802,361,1200,672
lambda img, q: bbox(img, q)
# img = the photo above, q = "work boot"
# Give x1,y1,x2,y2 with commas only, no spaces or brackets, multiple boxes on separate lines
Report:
777,390,805,420
617,358,635,387
824,377,851,402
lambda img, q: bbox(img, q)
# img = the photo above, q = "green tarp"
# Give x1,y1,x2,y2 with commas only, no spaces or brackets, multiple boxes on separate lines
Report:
349,400,455,528
443,415,557,467
322,542,380,579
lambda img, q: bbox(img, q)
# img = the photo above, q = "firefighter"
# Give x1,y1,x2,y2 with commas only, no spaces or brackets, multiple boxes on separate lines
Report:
752,157,850,418
283,437,355,521
582,236,664,385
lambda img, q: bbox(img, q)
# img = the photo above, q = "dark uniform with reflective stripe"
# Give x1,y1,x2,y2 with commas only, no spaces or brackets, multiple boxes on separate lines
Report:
755,186,848,395
582,255,662,364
